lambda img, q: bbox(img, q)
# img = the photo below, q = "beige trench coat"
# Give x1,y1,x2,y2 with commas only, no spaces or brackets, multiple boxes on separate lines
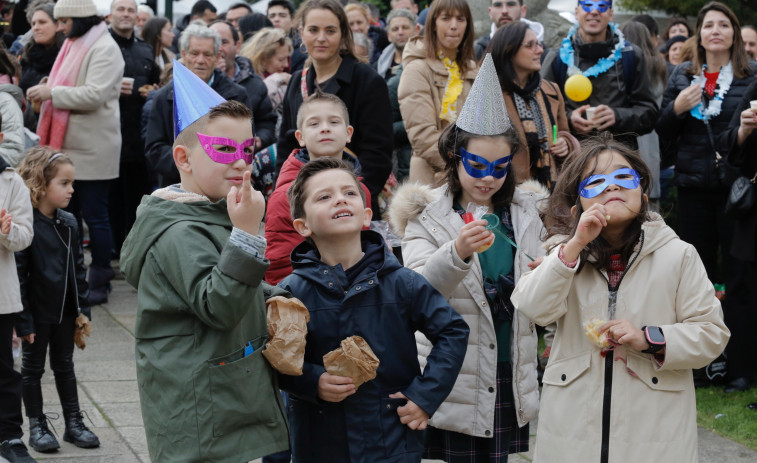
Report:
51,29,124,181
398,37,477,186
511,218,730,462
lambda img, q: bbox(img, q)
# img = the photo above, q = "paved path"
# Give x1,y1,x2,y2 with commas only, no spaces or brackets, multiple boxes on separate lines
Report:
6,276,757,463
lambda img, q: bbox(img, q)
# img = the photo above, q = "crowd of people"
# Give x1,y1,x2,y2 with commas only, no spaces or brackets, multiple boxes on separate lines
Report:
0,0,755,462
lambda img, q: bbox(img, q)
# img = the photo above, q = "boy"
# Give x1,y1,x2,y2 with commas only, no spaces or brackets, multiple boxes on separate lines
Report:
264,91,371,285
0,121,35,463
278,157,469,463
120,62,289,463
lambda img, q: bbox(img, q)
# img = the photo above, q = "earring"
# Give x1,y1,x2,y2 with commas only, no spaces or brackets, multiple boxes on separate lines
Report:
300,42,308,54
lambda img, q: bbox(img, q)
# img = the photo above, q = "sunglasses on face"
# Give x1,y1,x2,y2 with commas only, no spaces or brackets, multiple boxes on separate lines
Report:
578,167,641,198
579,0,612,13
197,133,254,165
460,147,512,179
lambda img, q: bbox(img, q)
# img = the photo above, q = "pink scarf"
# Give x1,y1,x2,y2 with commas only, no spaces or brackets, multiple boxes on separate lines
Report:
37,22,107,149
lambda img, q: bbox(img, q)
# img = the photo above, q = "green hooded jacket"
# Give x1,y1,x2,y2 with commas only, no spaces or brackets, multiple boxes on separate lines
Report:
120,189,289,462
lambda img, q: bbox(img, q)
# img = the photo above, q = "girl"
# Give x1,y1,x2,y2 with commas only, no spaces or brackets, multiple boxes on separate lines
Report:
510,135,730,462
389,56,546,461
15,149,99,453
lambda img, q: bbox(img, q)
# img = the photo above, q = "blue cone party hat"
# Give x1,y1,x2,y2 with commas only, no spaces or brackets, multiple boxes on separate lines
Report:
172,59,226,139
455,54,511,135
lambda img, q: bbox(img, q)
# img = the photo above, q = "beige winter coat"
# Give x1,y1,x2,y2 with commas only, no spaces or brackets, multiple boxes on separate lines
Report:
51,29,124,181
389,181,547,437
0,166,33,315
511,217,730,462
398,37,477,185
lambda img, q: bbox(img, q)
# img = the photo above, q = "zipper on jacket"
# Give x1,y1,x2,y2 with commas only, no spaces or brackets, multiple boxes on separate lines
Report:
57,222,71,324
598,231,645,463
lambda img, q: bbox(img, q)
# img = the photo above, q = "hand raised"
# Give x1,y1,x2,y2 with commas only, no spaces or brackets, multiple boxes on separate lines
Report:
570,105,593,134
0,208,11,235
227,170,265,235
455,219,492,261
599,319,647,351
389,392,429,430
673,83,702,116
568,203,608,253
318,372,356,402
594,105,616,130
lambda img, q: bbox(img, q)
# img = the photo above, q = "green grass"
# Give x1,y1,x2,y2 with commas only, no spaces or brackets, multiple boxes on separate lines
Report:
696,386,757,451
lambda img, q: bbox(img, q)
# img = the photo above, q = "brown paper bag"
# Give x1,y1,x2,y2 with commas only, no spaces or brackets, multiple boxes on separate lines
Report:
323,336,380,389
262,296,310,375
74,313,92,350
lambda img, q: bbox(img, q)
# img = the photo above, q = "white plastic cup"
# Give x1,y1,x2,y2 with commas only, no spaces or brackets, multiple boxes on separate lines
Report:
122,77,135,92
750,100,757,113
586,107,596,123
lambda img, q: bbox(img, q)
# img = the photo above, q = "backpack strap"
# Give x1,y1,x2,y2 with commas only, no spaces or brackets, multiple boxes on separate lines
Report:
621,40,635,96
552,55,568,90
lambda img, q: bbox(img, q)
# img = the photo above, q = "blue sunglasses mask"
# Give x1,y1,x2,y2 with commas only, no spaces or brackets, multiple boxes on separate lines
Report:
579,0,612,13
578,167,641,198
460,147,512,179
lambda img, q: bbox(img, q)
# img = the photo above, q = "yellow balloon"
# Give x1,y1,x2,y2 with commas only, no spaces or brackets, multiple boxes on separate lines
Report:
564,74,593,102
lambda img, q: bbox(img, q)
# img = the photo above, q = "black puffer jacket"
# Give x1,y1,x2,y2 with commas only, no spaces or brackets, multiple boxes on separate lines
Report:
656,61,757,190
232,56,277,148
15,209,89,336
277,54,392,213
541,27,659,148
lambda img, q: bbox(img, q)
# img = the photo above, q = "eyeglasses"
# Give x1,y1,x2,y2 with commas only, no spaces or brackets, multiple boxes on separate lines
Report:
521,40,544,50
578,0,612,13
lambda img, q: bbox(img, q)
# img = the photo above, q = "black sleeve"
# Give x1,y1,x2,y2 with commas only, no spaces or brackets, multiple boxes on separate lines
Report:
347,68,393,211
276,76,301,175
144,89,179,185
14,247,34,336
611,48,659,135
71,222,90,312
721,79,757,168
656,64,690,138
248,77,277,148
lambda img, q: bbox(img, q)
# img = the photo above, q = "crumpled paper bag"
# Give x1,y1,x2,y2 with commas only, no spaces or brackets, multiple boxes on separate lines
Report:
323,336,380,389
74,313,92,350
262,296,310,375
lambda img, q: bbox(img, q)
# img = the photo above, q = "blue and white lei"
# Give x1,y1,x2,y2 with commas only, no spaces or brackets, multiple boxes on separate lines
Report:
559,22,625,77
689,62,733,121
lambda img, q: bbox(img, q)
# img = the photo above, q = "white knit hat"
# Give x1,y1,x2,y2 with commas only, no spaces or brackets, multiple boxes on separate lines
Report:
54,0,98,18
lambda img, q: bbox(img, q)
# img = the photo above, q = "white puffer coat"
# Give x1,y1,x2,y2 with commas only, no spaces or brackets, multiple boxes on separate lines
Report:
0,165,33,314
389,181,547,437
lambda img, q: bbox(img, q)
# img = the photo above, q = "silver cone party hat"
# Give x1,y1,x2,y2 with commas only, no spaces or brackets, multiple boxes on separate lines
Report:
455,54,511,135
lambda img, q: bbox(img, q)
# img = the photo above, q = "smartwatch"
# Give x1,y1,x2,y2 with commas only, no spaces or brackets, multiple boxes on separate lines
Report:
641,326,665,354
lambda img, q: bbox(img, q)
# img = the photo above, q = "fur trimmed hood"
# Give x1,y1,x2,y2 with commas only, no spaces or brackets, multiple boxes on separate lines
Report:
388,179,548,239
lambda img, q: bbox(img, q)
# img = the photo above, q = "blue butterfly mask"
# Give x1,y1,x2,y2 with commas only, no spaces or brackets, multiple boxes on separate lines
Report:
579,0,612,13
460,147,513,179
578,167,641,198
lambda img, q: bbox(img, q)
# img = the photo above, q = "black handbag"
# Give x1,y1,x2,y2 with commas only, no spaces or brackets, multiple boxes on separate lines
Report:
724,172,757,218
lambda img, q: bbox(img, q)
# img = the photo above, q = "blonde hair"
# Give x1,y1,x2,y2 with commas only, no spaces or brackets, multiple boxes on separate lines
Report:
344,3,370,22
17,147,74,208
240,27,292,76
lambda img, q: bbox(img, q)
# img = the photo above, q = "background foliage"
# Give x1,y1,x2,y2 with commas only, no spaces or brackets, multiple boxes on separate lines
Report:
619,0,757,28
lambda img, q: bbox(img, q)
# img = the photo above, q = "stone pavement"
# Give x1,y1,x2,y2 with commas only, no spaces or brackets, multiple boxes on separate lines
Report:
6,276,757,463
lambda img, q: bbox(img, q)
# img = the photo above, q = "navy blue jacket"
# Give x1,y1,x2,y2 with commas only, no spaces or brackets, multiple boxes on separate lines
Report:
278,231,469,463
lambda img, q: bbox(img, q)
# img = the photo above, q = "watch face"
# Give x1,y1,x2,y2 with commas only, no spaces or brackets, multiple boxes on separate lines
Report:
646,326,665,344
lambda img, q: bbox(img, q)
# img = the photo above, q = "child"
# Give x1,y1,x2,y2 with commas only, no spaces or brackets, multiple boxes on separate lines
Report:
0,127,34,462
510,134,731,462
278,157,469,463
264,90,370,285
119,62,289,462
388,54,545,462
15,148,98,453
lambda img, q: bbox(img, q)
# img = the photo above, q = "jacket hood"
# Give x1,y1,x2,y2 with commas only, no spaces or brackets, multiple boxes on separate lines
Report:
388,179,548,238
0,84,23,107
289,230,400,283
276,149,364,192
234,55,255,83
119,188,231,287
634,213,678,259
402,36,427,64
